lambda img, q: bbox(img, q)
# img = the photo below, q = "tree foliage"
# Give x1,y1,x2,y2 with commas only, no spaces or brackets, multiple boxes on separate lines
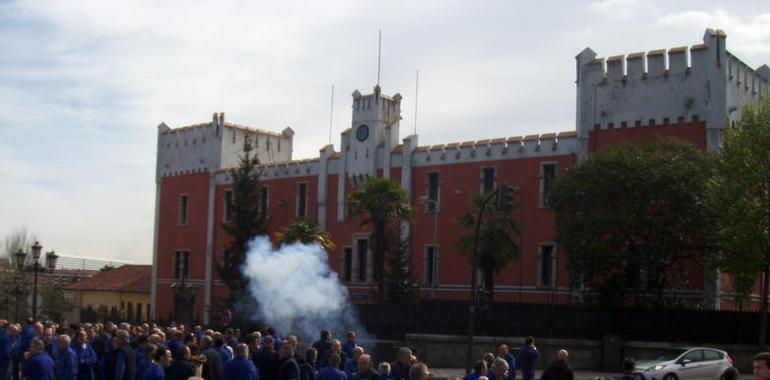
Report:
457,191,519,302
708,102,770,305
218,136,268,309
275,219,336,251
551,139,712,307
385,230,420,304
347,177,412,302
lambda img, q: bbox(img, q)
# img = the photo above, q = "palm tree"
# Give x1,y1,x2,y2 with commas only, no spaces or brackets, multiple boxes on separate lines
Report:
457,191,519,303
275,220,336,251
347,177,412,302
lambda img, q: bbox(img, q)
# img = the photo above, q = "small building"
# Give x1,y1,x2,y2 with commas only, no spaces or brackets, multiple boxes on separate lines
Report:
63,265,151,323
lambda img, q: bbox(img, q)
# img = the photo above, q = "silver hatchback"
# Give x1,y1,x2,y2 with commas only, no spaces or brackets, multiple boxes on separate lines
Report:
635,347,737,380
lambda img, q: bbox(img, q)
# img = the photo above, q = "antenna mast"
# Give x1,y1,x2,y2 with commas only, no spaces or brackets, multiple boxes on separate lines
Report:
329,85,334,144
414,70,419,135
377,30,382,87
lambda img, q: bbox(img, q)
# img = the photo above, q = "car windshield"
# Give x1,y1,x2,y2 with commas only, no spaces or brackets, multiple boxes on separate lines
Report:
651,349,688,361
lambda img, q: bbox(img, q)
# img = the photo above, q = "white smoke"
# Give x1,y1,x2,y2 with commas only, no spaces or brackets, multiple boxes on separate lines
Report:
241,236,370,341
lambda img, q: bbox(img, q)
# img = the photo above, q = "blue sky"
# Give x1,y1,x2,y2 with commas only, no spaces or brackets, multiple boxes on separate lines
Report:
1,0,769,263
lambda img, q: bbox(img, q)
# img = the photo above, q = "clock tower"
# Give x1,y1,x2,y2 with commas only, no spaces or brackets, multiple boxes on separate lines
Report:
345,85,402,183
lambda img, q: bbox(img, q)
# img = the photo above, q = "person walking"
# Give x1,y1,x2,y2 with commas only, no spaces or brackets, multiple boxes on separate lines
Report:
164,346,194,380
22,338,55,380
73,332,97,380
497,345,516,380
315,354,347,380
54,335,77,380
464,361,487,380
539,350,573,380
351,355,378,380
517,337,539,380
276,343,299,380
223,344,258,380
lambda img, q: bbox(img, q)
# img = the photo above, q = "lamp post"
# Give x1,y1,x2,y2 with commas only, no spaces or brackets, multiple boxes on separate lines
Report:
14,241,58,320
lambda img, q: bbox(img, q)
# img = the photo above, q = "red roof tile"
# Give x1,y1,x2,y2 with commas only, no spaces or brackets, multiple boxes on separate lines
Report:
64,265,151,293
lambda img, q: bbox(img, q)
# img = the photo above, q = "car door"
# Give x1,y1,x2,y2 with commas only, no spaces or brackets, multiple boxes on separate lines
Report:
675,349,705,380
699,350,725,380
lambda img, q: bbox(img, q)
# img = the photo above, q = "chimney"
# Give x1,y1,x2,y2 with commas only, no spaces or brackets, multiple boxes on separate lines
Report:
212,112,218,125
219,112,225,126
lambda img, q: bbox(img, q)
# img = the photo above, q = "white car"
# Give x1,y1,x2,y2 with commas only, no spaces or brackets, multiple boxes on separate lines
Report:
635,347,737,380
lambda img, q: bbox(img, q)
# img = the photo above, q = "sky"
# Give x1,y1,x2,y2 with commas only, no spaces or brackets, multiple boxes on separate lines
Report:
1,0,769,263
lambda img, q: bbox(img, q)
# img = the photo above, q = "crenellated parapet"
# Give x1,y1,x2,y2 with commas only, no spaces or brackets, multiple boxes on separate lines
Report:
576,29,769,155
410,131,577,167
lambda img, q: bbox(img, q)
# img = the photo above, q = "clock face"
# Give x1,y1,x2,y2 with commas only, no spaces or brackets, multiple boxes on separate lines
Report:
356,124,369,142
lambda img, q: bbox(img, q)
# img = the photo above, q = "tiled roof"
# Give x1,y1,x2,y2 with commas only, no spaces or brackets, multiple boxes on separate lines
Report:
64,265,151,293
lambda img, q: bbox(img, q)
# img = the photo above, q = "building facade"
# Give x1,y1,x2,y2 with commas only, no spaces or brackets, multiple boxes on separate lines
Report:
152,29,770,324
64,265,152,324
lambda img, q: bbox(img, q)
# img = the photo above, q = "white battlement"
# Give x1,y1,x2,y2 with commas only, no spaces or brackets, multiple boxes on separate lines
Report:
576,29,769,155
156,112,294,179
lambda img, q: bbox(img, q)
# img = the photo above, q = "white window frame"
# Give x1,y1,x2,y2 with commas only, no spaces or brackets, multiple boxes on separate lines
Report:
352,234,372,284
424,172,441,213
340,246,353,283
537,243,557,288
259,186,270,218
423,244,440,288
178,194,189,226
539,161,558,208
173,250,190,280
480,166,497,193
295,182,309,218
223,189,233,223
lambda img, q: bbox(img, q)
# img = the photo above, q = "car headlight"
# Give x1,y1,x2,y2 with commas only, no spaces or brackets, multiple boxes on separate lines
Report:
653,364,667,371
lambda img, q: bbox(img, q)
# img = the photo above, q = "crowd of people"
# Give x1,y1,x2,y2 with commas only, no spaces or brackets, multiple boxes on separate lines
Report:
0,318,440,380
5,318,768,380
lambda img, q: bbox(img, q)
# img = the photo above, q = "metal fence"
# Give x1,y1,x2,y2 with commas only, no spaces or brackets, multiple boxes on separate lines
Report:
356,301,766,344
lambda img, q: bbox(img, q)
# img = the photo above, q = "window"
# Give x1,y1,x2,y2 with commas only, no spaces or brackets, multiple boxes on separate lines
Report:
296,183,308,218
682,350,704,363
259,187,269,218
539,244,555,287
425,245,438,287
540,163,557,208
278,138,281,152
127,302,134,321
356,238,368,283
703,350,722,361
223,190,233,223
179,194,189,225
147,304,151,322
342,247,353,283
137,303,143,322
426,172,440,213
174,250,190,280
482,167,496,193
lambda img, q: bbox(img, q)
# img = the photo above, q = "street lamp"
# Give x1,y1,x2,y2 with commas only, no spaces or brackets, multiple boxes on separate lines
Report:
14,241,57,320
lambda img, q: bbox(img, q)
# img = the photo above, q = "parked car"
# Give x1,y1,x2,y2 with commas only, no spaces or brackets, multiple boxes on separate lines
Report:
635,347,737,380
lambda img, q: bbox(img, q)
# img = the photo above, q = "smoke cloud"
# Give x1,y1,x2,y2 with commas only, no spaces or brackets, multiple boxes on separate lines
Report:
241,236,370,342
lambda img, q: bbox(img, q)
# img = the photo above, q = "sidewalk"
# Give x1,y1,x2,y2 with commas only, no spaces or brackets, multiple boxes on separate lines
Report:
430,369,753,380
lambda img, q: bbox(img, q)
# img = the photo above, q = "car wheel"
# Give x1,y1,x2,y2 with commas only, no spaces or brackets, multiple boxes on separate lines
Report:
663,374,677,380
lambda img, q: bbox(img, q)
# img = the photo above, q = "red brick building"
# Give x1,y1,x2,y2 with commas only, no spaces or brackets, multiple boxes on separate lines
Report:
151,29,770,324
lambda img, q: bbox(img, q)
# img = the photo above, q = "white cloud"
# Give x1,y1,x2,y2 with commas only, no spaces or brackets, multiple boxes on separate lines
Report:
658,9,770,63
589,0,650,20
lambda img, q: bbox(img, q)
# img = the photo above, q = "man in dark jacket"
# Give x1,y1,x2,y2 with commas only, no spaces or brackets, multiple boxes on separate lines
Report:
201,336,224,380
518,337,539,380
463,361,487,380
252,337,278,380
311,331,332,369
164,346,194,380
54,335,77,380
0,321,12,380
540,350,573,380
107,331,135,380
498,345,517,380
73,331,97,380
352,355,378,380
224,344,258,380
315,354,346,380
389,348,412,380
299,349,316,380
22,338,55,380
276,343,299,380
